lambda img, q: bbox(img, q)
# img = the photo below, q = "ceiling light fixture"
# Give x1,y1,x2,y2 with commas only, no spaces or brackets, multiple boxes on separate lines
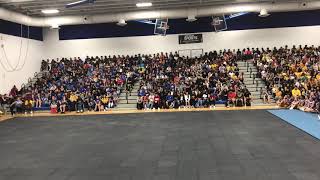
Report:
186,14,197,22
136,2,153,7
41,9,59,14
50,24,60,29
117,19,127,26
259,9,270,17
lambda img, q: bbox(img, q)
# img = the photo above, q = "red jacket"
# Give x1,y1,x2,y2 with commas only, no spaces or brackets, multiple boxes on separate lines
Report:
228,91,236,99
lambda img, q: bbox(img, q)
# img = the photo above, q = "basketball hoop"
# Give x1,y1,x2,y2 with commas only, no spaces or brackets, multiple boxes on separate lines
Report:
158,22,169,30
212,18,223,26
154,19,169,36
212,15,228,32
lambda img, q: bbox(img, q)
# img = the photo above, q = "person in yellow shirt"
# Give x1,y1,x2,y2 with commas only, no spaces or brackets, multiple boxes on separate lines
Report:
275,89,282,101
295,71,302,79
69,93,78,102
316,73,320,81
302,66,308,72
24,99,33,114
69,93,78,111
211,64,218,70
283,74,289,81
101,96,109,105
291,87,301,97
290,64,296,72
230,65,236,71
231,74,238,80
226,65,231,72
101,95,109,111
138,67,145,74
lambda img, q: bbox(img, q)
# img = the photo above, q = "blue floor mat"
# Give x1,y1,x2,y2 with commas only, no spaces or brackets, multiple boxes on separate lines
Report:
268,109,320,140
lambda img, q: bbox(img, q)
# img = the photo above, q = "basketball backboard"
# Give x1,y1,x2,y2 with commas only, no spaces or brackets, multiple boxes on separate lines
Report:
212,15,227,32
154,19,169,36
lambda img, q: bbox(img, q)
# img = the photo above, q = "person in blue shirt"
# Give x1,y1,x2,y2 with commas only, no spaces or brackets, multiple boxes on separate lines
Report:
166,93,174,108
138,89,146,97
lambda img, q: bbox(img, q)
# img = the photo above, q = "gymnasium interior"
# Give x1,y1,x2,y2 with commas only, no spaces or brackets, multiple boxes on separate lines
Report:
1,0,320,180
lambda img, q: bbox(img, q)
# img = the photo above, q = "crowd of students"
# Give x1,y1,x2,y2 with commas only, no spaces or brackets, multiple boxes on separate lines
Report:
135,51,252,110
0,50,255,115
254,45,320,115
3,45,320,115
1,55,139,115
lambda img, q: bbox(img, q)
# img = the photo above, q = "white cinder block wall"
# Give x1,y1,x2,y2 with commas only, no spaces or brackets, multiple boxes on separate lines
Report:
43,25,320,59
2,25,320,94
0,33,43,94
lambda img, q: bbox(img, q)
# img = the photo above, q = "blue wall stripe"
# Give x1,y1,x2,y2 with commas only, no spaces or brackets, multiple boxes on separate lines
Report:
0,19,43,41
59,10,320,40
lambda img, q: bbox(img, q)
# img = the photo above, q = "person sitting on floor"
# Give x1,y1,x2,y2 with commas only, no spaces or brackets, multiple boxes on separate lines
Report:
277,95,291,108
94,96,103,112
50,97,58,114
15,97,23,114
24,99,33,114
34,93,42,108
76,98,85,113
101,95,109,111
227,89,236,107
236,89,244,107
137,96,143,110
108,97,115,109
59,96,67,114
299,95,316,112
289,96,300,110
9,98,16,116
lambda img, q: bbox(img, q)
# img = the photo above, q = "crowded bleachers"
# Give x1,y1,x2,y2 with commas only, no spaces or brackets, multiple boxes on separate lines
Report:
0,49,255,115
254,45,320,113
0,55,139,115
2,45,320,115
136,51,251,110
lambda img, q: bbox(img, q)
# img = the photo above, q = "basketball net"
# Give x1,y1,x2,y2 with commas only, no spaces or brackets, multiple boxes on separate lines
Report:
212,17,222,26
158,22,169,30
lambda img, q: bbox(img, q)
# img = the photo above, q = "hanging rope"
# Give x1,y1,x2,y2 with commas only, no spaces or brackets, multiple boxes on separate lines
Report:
2,24,23,70
0,24,30,72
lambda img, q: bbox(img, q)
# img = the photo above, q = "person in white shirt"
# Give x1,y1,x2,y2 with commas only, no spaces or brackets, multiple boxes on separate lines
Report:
148,94,154,109
184,92,191,107
202,93,208,107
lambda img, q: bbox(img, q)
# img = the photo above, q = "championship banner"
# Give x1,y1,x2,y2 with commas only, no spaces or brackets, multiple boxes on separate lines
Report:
179,34,203,44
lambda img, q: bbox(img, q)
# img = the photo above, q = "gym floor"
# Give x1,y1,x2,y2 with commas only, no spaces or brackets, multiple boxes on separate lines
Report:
0,110,319,180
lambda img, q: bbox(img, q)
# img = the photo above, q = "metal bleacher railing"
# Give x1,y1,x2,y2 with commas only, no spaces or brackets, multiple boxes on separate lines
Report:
21,71,48,90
